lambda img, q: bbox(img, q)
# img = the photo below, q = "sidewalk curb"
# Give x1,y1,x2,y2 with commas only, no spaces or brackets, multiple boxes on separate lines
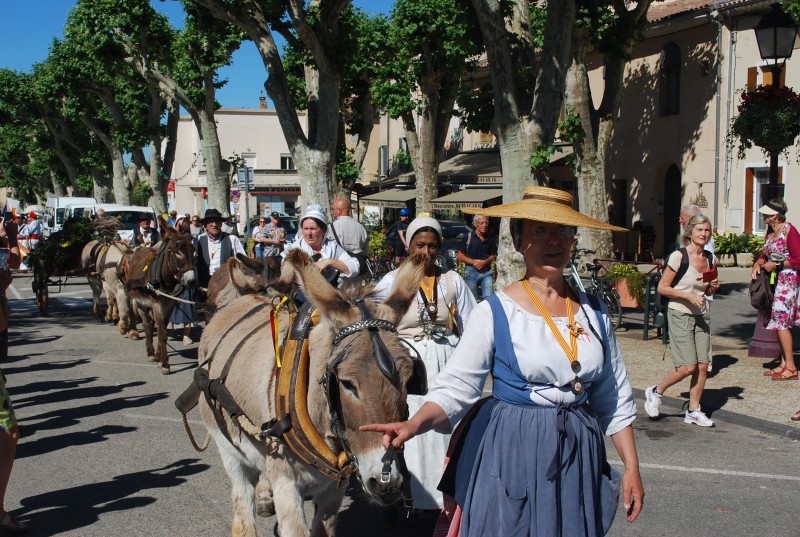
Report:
632,388,800,440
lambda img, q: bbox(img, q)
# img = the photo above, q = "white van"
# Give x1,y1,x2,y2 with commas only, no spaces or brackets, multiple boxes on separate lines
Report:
44,196,98,236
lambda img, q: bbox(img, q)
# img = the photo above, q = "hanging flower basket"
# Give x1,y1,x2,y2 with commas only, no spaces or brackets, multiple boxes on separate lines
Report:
729,84,800,158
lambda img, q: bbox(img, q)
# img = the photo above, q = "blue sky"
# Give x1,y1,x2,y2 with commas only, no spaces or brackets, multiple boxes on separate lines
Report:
0,0,394,109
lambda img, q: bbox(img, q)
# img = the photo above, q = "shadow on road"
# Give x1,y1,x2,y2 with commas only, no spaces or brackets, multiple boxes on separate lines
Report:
15,458,209,536
19,392,169,436
11,381,147,410
16,424,138,459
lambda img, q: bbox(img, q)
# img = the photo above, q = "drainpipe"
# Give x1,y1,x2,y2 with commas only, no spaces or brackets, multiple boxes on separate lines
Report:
710,9,724,229
723,19,736,214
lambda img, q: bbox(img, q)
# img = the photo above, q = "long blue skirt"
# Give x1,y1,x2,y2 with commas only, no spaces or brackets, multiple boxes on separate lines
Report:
169,288,197,326
444,399,620,537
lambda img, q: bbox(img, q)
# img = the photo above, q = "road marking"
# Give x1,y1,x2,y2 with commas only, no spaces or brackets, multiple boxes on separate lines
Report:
91,359,198,368
7,283,22,299
123,413,203,426
610,459,800,481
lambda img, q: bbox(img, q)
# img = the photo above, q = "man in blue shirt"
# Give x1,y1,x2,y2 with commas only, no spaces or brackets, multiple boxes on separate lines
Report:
456,214,497,301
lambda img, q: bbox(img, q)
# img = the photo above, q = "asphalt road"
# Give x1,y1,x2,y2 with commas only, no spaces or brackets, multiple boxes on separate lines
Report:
2,273,798,537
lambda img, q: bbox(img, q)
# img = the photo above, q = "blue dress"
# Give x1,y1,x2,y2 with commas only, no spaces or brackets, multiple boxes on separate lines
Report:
438,294,621,536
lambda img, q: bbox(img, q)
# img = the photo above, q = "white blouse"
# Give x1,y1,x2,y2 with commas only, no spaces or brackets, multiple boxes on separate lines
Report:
282,237,360,277
373,269,476,339
424,290,637,436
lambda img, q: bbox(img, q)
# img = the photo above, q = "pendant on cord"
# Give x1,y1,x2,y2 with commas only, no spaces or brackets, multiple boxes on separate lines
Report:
571,361,582,374
570,376,585,395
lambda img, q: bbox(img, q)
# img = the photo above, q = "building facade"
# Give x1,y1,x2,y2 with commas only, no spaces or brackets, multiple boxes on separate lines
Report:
595,0,799,256
170,100,307,224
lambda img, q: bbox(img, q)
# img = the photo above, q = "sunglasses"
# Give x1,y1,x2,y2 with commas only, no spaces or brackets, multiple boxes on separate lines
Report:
530,225,577,240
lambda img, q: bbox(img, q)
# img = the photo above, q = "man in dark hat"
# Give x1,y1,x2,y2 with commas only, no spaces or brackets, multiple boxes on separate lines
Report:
129,213,161,247
195,208,245,290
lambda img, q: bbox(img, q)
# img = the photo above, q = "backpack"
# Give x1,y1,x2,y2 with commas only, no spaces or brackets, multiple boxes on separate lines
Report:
749,269,774,312
654,247,714,313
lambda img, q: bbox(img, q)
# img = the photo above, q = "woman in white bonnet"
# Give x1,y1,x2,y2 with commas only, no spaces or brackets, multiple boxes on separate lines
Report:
372,216,476,517
281,204,360,280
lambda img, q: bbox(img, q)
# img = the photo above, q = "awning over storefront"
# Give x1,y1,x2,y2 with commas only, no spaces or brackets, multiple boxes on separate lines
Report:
360,188,416,209
440,151,502,184
429,188,504,210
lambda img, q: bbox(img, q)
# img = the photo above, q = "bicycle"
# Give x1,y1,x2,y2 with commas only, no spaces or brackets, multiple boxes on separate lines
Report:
565,248,623,330
365,254,395,283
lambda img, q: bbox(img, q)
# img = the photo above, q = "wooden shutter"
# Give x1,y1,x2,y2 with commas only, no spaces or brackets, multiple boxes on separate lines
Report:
747,67,758,90
745,168,754,234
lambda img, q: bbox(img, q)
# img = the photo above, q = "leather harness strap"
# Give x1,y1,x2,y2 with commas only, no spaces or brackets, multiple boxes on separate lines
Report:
272,302,356,485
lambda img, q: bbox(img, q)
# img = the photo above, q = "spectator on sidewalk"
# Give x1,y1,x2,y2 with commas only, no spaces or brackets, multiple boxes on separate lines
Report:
328,198,368,276
646,214,720,427
456,214,497,301
394,208,411,266
189,215,203,239
751,199,800,387
252,212,286,260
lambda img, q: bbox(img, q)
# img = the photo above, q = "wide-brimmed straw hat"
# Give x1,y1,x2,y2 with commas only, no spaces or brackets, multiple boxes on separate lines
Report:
462,186,627,231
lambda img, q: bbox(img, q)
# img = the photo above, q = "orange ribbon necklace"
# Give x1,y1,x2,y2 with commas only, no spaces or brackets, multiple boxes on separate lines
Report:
522,280,585,395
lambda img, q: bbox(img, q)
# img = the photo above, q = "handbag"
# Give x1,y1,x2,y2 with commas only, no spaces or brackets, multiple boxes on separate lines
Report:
749,269,774,312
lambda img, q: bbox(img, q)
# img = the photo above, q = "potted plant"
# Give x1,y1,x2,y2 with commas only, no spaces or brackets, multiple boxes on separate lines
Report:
608,263,647,308
712,232,764,267
713,232,734,267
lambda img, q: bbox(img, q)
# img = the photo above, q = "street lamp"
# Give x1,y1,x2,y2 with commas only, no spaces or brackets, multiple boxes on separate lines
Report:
754,3,799,200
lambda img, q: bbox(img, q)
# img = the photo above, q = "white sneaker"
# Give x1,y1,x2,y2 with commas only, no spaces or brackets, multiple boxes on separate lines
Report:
644,385,661,417
182,335,192,346
684,409,715,427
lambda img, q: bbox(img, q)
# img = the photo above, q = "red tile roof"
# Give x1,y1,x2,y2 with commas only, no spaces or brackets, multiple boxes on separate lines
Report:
647,0,712,23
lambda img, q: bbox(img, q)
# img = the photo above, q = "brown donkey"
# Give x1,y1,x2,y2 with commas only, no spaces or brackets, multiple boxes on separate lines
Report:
126,223,196,374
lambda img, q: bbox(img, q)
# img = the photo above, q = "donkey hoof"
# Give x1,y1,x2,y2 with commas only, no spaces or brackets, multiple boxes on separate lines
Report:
129,332,139,340
256,498,275,518
160,364,171,375
147,354,157,362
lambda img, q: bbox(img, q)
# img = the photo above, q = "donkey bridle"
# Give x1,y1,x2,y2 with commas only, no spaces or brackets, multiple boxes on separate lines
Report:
144,239,192,297
321,297,424,511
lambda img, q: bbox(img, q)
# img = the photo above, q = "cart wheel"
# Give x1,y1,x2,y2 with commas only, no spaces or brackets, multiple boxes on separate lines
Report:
34,263,48,316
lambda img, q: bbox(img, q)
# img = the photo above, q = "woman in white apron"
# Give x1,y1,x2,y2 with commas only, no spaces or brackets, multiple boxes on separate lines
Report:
373,216,476,514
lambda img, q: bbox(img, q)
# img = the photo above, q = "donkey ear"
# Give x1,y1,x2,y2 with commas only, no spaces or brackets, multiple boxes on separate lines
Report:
228,257,264,295
376,252,427,324
282,249,351,315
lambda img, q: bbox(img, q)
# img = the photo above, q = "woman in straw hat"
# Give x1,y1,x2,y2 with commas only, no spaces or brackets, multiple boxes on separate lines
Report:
362,186,643,536
372,217,476,520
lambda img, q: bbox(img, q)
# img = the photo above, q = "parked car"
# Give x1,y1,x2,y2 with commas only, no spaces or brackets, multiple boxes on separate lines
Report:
438,220,473,269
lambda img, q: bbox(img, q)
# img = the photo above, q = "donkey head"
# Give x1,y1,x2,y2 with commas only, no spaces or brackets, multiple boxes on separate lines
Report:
161,222,196,289
279,249,426,505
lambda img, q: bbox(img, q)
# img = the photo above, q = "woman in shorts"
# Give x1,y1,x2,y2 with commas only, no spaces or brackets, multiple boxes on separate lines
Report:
645,214,720,427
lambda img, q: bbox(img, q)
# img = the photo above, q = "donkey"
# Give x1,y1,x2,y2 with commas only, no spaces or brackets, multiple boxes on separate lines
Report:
126,223,196,374
197,249,427,537
81,239,138,338
205,254,281,322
